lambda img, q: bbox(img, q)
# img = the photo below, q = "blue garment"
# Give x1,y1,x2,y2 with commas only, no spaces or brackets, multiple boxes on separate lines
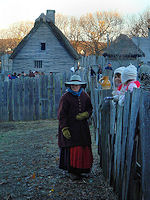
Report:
68,88,83,96
105,66,113,70
11,76,17,79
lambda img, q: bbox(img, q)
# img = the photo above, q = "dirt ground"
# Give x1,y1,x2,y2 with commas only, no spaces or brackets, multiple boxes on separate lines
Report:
0,120,118,200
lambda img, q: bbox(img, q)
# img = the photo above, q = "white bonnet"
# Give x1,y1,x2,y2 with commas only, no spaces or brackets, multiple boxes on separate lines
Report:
114,66,125,76
113,66,125,90
121,64,137,84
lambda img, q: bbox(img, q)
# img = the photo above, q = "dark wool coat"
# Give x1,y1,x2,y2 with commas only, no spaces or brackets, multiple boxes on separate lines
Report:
58,90,93,148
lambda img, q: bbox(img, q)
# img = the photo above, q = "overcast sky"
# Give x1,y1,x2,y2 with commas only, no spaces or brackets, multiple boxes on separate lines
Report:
0,0,150,29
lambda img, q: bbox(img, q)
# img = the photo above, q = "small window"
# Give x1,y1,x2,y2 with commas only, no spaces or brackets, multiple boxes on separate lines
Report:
41,43,46,50
34,60,42,68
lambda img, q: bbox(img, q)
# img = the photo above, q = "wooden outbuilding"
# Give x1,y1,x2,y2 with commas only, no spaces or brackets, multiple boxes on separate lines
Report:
132,26,150,66
9,10,80,74
103,34,145,70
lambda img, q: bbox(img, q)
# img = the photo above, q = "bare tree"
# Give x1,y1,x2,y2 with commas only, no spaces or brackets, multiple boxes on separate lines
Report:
125,8,150,37
55,14,69,37
0,21,34,55
78,11,123,56
8,21,34,39
67,17,83,52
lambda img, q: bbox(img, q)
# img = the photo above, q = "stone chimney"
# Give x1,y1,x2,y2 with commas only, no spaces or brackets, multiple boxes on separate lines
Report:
46,10,55,24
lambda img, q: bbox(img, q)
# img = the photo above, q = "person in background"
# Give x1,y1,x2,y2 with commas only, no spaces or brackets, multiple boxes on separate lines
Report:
90,66,96,76
105,63,113,70
21,71,27,77
11,72,18,79
113,64,140,106
17,73,22,78
8,74,12,80
75,64,81,73
29,70,35,77
137,62,143,72
97,64,102,81
40,72,45,76
58,74,93,180
112,66,125,96
70,66,75,73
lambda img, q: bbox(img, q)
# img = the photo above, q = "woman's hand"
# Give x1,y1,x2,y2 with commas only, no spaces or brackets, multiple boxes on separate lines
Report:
62,127,71,139
76,112,89,120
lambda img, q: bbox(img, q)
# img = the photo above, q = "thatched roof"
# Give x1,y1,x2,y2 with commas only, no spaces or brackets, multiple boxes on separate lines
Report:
103,34,145,58
10,19,80,60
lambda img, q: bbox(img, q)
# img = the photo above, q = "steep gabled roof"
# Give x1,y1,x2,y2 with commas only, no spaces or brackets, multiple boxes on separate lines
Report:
103,34,145,58
10,19,80,60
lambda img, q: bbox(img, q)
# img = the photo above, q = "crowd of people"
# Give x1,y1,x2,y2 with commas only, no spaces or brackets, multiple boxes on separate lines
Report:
8,70,47,80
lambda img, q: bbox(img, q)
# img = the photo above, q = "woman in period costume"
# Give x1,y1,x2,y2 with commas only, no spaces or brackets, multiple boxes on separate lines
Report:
58,75,93,180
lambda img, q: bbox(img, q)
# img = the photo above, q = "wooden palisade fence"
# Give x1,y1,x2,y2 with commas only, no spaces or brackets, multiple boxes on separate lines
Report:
90,75,150,200
0,71,88,122
0,73,70,121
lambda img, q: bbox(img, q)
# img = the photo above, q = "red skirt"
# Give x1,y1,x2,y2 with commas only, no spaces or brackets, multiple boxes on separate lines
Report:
70,146,93,169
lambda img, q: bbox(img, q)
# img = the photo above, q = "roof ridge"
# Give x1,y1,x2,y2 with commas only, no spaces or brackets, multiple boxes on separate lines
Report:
10,19,80,60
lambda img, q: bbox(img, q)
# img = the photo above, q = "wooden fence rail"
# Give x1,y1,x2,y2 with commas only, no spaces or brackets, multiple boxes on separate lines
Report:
91,80,150,200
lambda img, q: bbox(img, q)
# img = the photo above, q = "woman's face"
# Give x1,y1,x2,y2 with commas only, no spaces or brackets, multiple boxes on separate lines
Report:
114,73,121,87
71,84,81,92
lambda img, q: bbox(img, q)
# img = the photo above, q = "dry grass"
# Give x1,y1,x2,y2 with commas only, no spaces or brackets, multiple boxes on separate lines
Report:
0,120,118,200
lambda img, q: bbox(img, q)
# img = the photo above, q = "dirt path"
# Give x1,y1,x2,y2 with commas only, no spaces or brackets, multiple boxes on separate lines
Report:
0,120,118,200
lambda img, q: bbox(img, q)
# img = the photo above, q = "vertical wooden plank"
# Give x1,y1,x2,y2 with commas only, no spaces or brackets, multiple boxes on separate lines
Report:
48,74,54,119
45,76,48,119
34,78,40,120
139,89,150,200
98,89,112,168
19,78,24,121
54,74,61,118
13,79,19,121
3,81,8,121
40,76,48,120
28,78,34,120
40,76,45,119
100,91,111,178
124,88,141,200
95,88,99,145
109,101,116,184
24,78,30,121
0,81,3,121
98,89,102,157
114,104,123,192
121,91,131,200
90,76,97,134
8,80,13,121
62,72,67,94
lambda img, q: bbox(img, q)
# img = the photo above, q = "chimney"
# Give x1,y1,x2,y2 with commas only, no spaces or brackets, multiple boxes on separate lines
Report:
46,10,55,24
